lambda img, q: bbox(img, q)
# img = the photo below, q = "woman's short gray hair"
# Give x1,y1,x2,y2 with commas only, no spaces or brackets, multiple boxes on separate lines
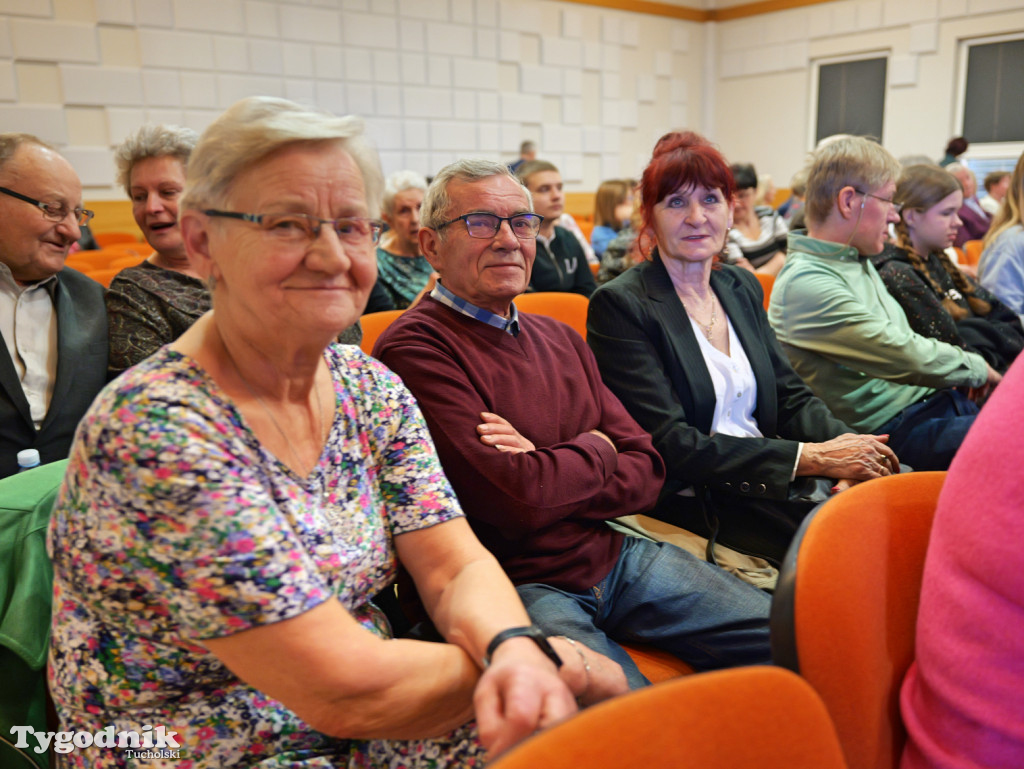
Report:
180,96,384,218
114,124,198,197
422,159,532,232
382,170,428,216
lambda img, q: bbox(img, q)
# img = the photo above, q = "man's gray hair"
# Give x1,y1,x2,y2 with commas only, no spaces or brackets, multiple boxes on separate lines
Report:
181,96,384,217
382,169,428,216
803,135,900,226
114,124,198,197
0,133,57,171
421,158,532,232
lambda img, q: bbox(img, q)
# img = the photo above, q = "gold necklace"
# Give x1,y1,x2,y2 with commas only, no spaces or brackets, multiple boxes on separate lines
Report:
224,343,325,477
683,297,717,340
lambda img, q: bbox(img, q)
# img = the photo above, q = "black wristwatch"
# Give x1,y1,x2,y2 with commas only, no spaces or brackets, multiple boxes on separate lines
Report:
484,625,563,669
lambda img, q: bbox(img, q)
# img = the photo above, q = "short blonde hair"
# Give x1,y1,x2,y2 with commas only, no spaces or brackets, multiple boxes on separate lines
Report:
181,96,383,217
803,136,900,226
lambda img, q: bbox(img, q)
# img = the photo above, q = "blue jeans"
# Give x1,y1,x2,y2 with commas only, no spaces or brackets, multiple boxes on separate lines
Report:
877,389,978,471
516,536,772,690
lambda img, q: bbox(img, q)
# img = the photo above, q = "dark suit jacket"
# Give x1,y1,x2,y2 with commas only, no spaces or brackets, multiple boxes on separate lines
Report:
587,253,851,557
0,267,108,478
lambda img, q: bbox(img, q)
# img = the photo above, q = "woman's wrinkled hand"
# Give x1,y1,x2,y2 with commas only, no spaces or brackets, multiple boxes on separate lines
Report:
473,642,577,758
548,636,629,707
798,433,899,480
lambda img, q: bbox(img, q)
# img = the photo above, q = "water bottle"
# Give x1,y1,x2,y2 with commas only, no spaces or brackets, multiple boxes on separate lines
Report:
16,449,40,472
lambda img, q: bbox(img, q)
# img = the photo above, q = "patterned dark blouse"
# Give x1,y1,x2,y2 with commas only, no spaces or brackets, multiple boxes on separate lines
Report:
872,243,1024,371
106,262,363,377
106,261,212,376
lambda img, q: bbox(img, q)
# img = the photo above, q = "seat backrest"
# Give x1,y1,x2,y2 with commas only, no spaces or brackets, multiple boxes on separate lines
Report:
83,266,123,288
93,231,140,247
359,309,404,355
770,471,946,769
514,291,589,340
755,272,775,310
0,460,69,769
489,666,848,769
963,239,984,267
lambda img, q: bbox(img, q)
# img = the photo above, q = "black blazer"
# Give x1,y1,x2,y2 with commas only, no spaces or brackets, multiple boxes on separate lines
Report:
0,268,108,478
587,254,850,555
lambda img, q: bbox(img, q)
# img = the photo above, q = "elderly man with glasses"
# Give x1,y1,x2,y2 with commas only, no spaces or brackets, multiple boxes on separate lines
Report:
0,133,107,478
374,159,772,690
769,136,997,471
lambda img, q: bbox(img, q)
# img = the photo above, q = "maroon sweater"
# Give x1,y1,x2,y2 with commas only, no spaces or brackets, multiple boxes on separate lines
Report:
374,297,665,592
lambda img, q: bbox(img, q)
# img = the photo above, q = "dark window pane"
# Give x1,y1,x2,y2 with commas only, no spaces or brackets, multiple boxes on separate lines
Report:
816,58,887,144
963,39,1024,143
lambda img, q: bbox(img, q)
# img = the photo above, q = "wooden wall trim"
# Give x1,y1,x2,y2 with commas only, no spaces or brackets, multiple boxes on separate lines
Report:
558,0,837,23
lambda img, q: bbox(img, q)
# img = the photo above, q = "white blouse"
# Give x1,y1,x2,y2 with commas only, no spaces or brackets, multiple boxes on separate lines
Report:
690,313,761,439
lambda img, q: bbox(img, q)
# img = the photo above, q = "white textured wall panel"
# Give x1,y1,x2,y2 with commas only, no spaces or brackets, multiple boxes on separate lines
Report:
427,54,451,86
63,147,116,186
249,40,284,75
399,0,449,22
453,57,497,89
0,59,14,101
279,6,340,44
343,12,398,49
173,0,244,34
179,71,217,108
498,0,541,34
909,21,938,53
11,19,98,63
476,0,496,27
214,35,249,72
0,104,67,143
141,68,181,105
97,0,134,24
61,64,143,106
281,42,313,77
139,29,214,69
313,45,344,79
135,0,174,28
244,1,277,37
216,73,283,106
107,106,147,144
541,35,581,68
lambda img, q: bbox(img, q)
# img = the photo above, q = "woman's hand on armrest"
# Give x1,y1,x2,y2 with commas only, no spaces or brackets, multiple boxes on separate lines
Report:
798,433,899,480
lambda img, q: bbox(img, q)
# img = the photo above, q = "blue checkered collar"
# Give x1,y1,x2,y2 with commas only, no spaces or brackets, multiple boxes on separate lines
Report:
430,281,521,337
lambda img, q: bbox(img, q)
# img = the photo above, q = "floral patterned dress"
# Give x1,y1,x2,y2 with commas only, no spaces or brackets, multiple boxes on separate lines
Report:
48,345,485,768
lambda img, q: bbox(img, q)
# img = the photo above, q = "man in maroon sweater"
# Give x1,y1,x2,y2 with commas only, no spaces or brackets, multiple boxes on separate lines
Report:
374,159,770,688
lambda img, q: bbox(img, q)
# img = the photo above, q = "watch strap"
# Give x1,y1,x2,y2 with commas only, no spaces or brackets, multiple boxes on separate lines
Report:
483,625,563,668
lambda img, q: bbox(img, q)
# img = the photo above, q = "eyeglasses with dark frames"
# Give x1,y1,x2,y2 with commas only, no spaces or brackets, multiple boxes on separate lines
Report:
204,210,384,246
0,186,95,226
436,212,544,239
853,189,904,214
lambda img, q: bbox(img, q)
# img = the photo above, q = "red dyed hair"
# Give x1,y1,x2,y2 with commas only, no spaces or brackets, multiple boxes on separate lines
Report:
638,131,735,258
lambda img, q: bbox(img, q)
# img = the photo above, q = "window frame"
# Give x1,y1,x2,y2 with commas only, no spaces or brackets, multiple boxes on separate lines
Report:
808,50,890,150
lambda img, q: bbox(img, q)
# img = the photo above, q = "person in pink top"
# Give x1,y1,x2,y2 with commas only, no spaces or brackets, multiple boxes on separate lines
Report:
900,354,1024,768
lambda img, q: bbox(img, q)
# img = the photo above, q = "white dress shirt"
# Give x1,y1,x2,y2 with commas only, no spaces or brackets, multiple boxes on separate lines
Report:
0,263,58,429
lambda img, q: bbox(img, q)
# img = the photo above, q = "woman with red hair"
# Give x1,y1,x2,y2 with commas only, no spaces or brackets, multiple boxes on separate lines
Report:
586,131,898,565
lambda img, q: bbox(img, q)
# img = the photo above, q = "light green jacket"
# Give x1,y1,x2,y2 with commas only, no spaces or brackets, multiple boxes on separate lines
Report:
768,233,988,432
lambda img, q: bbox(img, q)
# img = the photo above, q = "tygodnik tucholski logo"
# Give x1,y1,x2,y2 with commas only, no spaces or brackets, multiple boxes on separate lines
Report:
10,724,181,758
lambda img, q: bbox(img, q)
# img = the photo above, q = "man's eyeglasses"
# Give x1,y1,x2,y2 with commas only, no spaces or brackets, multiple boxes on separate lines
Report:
204,210,384,247
0,186,95,226
436,212,544,239
854,189,904,214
